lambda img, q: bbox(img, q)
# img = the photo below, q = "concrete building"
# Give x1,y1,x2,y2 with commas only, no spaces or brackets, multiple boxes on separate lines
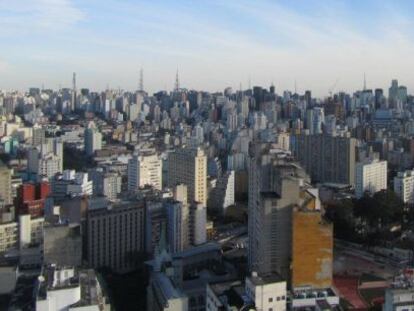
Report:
383,273,414,311
208,170,235,215
84,121,102,156
291,207,333,289
294,133,357,185
190,203,207,246
0,161,11,205
128,152,163,191
245,273,287,311
88,167,122,201
36,265,110,311
0,215,44,253
167,147,207,207
87,200,145,272
43,223,82,267
394,170,414,203
27,138,64,179
248,145,309,279
355,159,387,198
51,170,93,200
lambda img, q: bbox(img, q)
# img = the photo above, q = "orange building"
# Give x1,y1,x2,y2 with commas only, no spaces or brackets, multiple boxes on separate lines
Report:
291,206,333,289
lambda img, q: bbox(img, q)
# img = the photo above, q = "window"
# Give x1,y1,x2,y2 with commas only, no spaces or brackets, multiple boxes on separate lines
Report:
268,297,273,302
269,308,273,311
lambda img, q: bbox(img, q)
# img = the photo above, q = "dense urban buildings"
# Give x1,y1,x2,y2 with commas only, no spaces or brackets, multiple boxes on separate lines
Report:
0,72,413,311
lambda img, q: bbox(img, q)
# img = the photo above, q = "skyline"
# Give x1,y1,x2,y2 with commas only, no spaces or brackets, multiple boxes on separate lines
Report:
1,0,414,95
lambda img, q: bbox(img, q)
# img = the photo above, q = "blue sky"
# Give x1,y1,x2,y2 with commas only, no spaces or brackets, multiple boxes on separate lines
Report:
1,0,414,96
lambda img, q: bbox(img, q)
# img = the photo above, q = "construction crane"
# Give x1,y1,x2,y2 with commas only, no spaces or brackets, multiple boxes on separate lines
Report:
328,78,340,97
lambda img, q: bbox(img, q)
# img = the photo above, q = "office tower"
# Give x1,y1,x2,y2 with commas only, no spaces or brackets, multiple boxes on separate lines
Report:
71,72,77,111
167,147,207,207
294,133,357,185
389,79,399,103
28,138,64,179
165,199,185,254
375,88,384,109
87,201,145,272
88,168,121,201
128,152,162,191
189,202,207,246
248,146,307,279
174,184,189,249
306,107,324,134
32,124,46,146
0,161,11,205
291,198,333,288
146,197,189,255
84,121,102,156
355,159,387,198
394,170,414,203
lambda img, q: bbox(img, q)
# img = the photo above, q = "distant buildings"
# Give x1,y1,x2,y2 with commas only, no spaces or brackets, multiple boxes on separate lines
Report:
355,159,387,198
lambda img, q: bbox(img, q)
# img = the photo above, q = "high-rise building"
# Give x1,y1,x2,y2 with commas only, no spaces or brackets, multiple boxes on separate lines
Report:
394,170,414,203
87,200,145,272
167,147,207,207
27,138,64,179
248,146,307,279
84,121,102,156
0,161,12,205
291,205,333,288
294,133,357,185
128,152,162,191
355,159,387,198
189,202,207,246
16,181,50,217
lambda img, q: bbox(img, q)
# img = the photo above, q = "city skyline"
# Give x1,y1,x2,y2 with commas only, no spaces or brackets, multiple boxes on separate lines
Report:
2,0,414,95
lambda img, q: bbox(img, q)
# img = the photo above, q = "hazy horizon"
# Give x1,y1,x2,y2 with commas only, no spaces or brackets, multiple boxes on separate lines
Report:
1,0,414,96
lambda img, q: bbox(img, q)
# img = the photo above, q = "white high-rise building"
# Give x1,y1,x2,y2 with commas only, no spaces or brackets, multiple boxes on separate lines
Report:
28,138,64,179
128,152,162,191
394,170,414,203
84,122,102,156
167,147,207,207
355,159,387,198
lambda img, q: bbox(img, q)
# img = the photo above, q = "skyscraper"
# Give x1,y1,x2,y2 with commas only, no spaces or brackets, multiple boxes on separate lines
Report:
167,147,207,207
248,145,307,279
128,152,162,191
84,121,102,156
294,133,357,185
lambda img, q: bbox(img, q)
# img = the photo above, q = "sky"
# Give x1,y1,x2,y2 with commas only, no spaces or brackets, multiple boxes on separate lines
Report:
1,0,414,96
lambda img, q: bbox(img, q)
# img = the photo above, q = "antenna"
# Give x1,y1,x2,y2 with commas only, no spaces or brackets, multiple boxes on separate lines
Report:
175,69,180,91
363,72,367,91
294,79,297,94
72,72,76,92
248,75,251,90
139,67,144,92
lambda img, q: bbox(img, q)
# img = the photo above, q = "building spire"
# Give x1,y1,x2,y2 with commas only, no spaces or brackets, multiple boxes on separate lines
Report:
363,72,367,91
139,67,144,92
175,69,180,92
